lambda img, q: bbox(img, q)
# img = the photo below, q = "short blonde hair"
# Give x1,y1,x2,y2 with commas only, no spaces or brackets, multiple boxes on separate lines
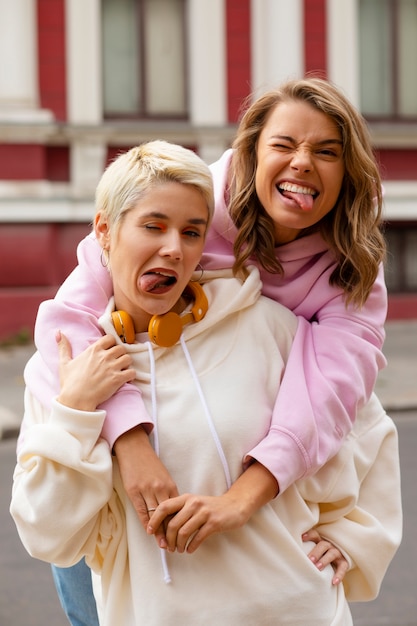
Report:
95,140,214,231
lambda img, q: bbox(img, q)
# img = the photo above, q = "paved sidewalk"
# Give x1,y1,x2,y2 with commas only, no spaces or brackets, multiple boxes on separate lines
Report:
1,320,416,440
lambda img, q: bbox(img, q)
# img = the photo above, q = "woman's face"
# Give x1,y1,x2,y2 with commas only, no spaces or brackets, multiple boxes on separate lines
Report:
254,99,345,244
95,181,209,333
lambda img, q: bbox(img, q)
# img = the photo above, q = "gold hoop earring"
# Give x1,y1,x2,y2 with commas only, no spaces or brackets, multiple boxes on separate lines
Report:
191,263,204,282
100,248,109,268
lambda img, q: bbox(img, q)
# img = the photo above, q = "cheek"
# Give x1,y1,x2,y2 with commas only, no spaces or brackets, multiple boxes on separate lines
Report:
191,244,205,266
110,250,135,282
323,168,344,205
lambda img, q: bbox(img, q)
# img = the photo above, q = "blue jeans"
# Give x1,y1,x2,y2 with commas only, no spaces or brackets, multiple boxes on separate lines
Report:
51,559,99,626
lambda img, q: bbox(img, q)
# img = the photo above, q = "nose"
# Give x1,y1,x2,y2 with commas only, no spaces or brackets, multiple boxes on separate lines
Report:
159,230,183,260
290,148,313,173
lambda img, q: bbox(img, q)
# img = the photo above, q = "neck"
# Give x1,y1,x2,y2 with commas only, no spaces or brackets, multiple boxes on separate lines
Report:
127,291,192,335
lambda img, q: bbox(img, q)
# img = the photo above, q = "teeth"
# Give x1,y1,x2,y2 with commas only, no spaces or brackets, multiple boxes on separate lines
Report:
279,182,315,195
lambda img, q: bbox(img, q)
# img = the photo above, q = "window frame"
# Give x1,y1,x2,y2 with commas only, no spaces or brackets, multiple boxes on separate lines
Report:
360,0,417,123
102,0,188,121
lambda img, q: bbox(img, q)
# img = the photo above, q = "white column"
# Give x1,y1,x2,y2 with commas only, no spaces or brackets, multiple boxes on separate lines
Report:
251,0,304,96
187,0,227,127
65,0,102,124
327,0,359,106
0,0,52,121
65,0,104,196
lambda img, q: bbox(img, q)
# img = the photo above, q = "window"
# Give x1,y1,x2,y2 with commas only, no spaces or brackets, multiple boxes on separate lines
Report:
359,0,417,119
385,224,417,292
102,0,187,118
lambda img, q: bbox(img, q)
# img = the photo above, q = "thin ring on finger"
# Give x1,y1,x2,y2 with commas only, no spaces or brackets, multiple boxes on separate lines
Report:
147,507,157,513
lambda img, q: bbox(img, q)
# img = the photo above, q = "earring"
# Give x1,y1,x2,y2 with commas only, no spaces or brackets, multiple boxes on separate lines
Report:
191,263,204,282
100,248,109,268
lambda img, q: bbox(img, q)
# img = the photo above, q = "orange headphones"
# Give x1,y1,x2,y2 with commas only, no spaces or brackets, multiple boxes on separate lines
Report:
111,282,208,347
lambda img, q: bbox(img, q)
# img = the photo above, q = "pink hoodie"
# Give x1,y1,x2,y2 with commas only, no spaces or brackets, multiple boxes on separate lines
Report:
23,149,387,493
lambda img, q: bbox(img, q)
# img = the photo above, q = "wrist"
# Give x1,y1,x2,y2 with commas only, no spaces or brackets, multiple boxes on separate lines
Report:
113,424,149,456
227,462,279,519
56,394,97,413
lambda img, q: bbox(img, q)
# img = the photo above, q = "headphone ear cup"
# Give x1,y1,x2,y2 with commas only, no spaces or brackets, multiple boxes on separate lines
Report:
112,282,208,348
111,310,136,344
148,312,183,347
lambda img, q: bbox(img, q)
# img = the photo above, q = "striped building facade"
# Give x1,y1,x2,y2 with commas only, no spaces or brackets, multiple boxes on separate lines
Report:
0,0,416,339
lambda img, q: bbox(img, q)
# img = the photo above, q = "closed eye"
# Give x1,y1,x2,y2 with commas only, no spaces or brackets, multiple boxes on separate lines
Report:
144,222,167,232
273,142,293,151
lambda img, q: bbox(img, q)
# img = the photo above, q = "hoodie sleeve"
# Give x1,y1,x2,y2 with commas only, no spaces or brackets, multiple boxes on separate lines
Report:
23,233,153,448
10,389,118,566
299,396,402,602
245,264,387,492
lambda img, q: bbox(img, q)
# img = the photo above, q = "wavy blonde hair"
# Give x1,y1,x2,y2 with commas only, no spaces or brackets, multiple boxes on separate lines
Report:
229,77,386,307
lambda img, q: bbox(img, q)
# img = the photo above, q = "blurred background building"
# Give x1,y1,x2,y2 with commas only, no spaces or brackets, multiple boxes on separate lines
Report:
0,0,416,340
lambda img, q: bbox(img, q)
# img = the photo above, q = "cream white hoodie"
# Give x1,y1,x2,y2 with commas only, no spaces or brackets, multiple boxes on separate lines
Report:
11,268,401,626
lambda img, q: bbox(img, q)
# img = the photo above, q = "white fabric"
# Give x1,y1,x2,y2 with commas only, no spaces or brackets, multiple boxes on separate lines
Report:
11,268,402,626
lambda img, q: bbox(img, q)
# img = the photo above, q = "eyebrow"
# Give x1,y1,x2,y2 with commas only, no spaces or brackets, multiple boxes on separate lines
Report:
271,134,343,147
143,211,208,226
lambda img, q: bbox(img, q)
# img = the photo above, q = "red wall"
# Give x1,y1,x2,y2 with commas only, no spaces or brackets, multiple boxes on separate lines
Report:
0,145,70,182
376,149,417,180
226,0,251,122
37,0,67,121
0,224,90,340
304,0,327,75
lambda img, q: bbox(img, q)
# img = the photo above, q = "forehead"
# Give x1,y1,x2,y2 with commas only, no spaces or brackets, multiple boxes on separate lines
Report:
127,181,209,219
261,99,342,142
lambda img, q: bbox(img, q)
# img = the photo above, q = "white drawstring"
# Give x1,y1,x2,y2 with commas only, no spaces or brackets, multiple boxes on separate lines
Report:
144,335,232,585
180,335,232,490
146,342,172,584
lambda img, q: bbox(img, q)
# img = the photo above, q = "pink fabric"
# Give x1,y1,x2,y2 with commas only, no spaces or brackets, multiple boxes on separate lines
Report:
203,150,387,490
24,149,387,493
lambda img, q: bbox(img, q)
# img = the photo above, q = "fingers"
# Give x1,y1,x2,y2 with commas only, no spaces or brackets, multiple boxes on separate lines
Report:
57,332,135,410
331,556,349,585
302,530,349,584
147,494,231,554
144,506,169,550
56,330,73,364
147,495,194,552
114,425,180,551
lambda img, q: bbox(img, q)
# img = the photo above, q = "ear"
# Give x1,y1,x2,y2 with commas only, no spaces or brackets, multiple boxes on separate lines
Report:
94,212,111,250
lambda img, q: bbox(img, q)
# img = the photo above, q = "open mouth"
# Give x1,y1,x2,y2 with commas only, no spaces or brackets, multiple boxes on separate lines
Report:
140,271,178,293
277,182,318,211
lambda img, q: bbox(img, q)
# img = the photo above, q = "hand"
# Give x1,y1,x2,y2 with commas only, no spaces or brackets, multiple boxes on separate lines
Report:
147,461,278,554
114,425,179,546
56,331,135,411
147,491,250,554
302,528,349,585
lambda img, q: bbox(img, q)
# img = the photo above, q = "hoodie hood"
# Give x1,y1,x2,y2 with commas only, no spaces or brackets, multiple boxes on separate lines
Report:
99,266,262,353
